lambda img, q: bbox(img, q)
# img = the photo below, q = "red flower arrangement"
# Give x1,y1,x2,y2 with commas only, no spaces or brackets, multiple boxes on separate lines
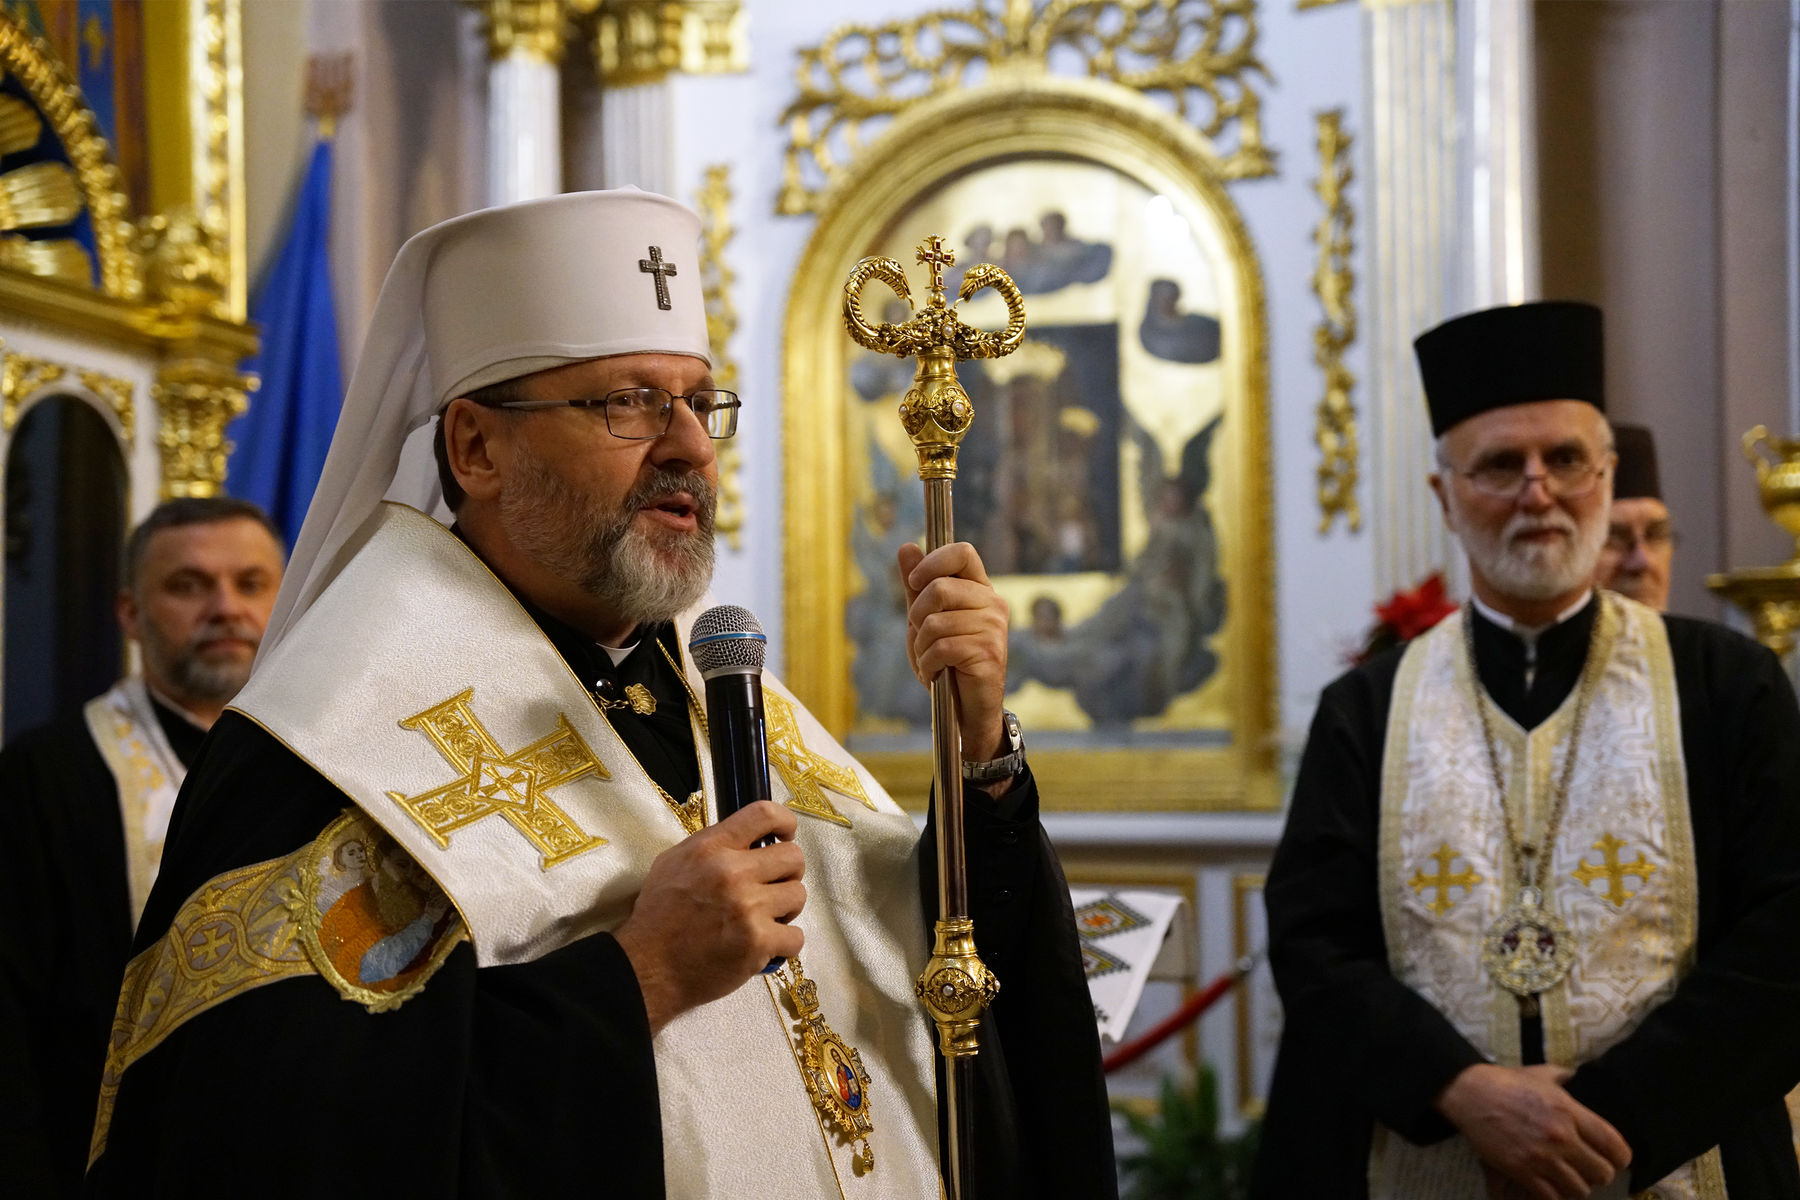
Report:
1351,572,1460,665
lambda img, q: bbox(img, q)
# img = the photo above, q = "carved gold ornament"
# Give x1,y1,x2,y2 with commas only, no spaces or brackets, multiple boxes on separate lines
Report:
591,0,747,86
0,349,134,444
913,917,1001,1058
152,357,252,498
471,0,574,62
843,234,1026,482
0,350,65,432
696,163,744,550
1311,109,1359,533
779,0,1273,215
0,15,138,297
388,689,611,870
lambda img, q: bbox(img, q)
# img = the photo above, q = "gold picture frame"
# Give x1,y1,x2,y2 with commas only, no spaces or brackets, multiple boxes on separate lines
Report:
782,74,1275,812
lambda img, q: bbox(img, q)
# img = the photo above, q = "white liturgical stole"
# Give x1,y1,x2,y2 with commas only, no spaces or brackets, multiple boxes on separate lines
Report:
230,503,942,1199
1369,596,1725,1200
84,677,187,929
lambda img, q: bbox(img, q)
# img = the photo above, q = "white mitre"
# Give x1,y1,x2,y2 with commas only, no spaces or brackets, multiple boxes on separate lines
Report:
261,188,712,659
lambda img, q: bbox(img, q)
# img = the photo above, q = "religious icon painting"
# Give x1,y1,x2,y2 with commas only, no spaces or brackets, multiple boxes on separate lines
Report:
296,809,467,1012
776,957,876,1174
785,82,1275,813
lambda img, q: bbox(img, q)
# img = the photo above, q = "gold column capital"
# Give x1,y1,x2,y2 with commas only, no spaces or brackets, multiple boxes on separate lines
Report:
470,0,574,64
152,351,254,498
592,0,746,87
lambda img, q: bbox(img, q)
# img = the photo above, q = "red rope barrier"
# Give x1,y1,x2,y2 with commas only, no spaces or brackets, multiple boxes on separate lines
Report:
1101,961,1252,1074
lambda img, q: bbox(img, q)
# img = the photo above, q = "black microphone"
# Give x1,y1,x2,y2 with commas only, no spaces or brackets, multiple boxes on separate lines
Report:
688,604,773,821
688,605,783,973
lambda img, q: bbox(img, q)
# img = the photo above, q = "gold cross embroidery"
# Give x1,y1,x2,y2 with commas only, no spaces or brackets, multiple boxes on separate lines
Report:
1571,833,1659,907
387,689,609,870
1407,843,1484,915
765,691,877,828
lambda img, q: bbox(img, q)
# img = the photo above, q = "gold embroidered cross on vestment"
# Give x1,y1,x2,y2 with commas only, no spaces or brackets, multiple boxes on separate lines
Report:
765,691,876,827
388,689,609,870
1407,843,1484,915
1571,832,1659,907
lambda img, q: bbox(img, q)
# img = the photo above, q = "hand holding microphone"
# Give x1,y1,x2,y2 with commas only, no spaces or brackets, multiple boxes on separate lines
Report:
612,606,803,1028
689,606,786,972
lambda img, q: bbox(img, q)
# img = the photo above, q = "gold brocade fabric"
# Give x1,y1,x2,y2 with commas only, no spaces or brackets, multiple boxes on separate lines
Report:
88,809,467,1167
83,680,187,930
1370,596,1724,1200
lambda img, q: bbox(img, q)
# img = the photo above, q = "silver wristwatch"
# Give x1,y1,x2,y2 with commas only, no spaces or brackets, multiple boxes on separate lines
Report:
961,710,1026,782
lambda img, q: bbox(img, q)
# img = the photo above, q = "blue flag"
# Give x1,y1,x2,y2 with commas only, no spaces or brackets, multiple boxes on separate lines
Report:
228,139,343,548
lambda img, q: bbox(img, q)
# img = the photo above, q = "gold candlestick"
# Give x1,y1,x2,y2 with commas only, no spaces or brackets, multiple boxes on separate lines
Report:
843,235,1024,1199
1707,426,1800,659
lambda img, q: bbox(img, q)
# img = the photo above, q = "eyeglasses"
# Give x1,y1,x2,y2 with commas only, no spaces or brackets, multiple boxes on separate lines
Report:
1452,447,1613,500
1605,521,1676,553
494,387,740,440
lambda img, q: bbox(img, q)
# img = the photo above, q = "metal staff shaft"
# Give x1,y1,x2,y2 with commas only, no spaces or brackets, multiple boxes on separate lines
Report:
924,477,975,1200
842,236,1024,1200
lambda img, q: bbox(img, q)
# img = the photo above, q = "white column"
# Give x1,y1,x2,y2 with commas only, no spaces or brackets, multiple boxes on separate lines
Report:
599,80,674,195
475,0,568,207
1362,0,1459,593
1457,0,1540,309
488,51,562,204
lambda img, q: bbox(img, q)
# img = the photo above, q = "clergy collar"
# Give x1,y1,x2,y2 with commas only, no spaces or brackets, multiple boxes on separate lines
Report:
1470,589,1594,648
144,683,212,734
447,522,651,670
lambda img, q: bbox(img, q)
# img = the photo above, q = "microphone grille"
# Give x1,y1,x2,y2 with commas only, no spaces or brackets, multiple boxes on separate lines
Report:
688,605,767,675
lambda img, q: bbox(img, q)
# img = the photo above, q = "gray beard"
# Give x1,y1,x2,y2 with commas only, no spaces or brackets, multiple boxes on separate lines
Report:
1454,502,1608,603
141,619,258,704
500,454,717,631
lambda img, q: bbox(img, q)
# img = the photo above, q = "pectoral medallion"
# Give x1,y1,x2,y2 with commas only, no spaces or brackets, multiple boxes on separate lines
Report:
776,956,876,1175
1481,886,1576,996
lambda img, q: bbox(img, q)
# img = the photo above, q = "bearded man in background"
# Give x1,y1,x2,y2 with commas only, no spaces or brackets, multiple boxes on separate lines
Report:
0,497,285,1197
1253,301,1800,1199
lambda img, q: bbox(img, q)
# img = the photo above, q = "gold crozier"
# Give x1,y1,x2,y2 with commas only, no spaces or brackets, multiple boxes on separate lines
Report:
387,688,609,870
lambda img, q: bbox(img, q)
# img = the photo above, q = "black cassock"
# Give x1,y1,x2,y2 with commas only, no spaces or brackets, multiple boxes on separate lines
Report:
0,697,203,1199
1252,598,1800,1197
85,615,1116,1199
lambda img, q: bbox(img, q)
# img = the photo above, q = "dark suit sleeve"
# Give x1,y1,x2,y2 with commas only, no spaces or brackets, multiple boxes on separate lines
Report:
920,769,1119,1200
1564,633,1800,1191
1260,662,1485,1150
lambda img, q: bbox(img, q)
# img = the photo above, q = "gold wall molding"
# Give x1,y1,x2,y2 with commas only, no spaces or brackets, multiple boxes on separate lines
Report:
151,354,252,498
78,369,136,448
194,0,246,321
592,0,747,86
782,75,1277,811
471,0,576,63
1,350,65,432
0,351,134,448
0,11,140,298
778,0,1274,216
1311,108,1359,534
695,163,744,551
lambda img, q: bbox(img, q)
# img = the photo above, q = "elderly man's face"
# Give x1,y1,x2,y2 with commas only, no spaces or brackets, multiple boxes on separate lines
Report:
118,518,285,708
1431,400,1613,609
1595,496,1673,610
492,352,720,628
